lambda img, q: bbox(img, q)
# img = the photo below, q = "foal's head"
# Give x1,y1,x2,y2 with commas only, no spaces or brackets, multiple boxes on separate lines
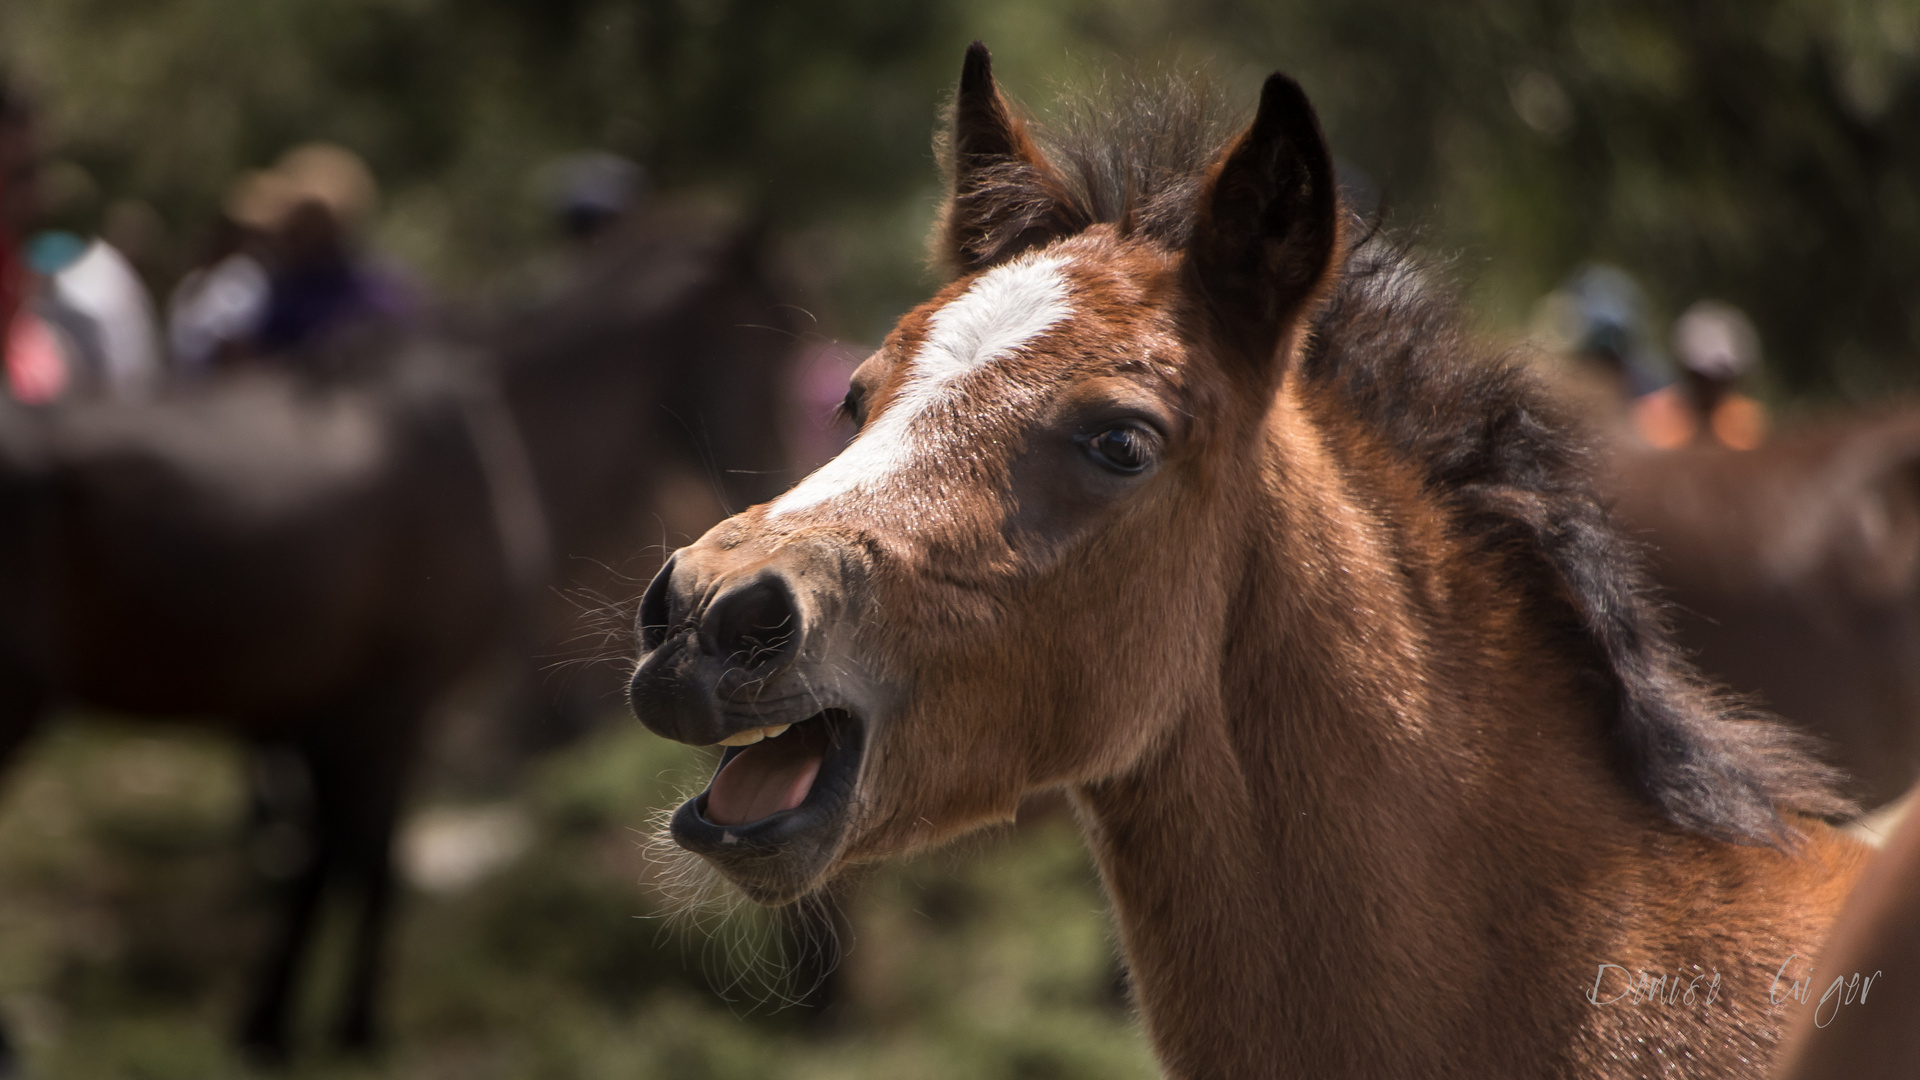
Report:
628,44,1343,903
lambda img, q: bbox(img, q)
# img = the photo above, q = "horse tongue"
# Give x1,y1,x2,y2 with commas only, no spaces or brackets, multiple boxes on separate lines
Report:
706,741,822,826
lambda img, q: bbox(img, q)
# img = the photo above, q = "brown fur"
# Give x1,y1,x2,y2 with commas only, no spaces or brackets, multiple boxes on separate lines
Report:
1775,780,1920,1077
629,46,1870,1077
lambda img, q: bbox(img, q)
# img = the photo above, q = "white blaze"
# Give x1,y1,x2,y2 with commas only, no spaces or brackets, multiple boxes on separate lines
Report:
769,251,1073,516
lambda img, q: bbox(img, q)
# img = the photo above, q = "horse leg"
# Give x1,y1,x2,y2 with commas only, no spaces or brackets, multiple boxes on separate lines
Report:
329,800,401,1053
237,743,331,1062
309,696,423,1052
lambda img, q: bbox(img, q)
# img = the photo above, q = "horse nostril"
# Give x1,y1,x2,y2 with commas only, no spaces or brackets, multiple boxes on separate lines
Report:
703,575,801,672
637,555,677,652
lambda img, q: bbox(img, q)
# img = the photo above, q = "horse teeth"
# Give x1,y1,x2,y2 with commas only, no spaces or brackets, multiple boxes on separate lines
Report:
717,723,791,747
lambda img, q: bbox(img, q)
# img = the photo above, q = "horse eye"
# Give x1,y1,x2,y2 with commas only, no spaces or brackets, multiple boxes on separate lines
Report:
836,385,868,429
1082,424,1156,473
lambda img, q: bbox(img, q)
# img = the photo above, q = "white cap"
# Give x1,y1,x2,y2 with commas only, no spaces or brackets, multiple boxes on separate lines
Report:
1672,300,1760,381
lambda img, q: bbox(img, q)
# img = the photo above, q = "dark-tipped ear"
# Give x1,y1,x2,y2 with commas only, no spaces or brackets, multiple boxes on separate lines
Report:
1187,73,1341,375
940,42,1082,273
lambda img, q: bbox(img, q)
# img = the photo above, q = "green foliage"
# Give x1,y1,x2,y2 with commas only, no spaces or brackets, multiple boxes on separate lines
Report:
1227,0,1920,399
6,0,1918,396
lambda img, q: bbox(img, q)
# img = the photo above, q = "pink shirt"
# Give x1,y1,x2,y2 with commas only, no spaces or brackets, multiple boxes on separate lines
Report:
5,306,66,403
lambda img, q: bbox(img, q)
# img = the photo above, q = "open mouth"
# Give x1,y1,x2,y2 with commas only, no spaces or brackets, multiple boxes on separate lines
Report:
669,709,865,898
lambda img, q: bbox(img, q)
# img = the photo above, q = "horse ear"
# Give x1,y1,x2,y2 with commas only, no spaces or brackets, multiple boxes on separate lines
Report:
940,42,1082,273
1187,73,1341,376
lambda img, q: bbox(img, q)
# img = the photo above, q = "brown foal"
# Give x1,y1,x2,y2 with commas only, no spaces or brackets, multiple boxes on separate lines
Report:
629,44,1870,1077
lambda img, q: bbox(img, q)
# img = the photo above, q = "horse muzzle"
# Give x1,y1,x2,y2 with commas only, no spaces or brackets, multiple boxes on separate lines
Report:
628,557,810,746
627,545,877,903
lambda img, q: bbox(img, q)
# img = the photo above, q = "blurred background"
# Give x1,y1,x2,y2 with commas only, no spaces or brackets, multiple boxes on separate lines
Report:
2,1,1919,1077
9,0,1920,398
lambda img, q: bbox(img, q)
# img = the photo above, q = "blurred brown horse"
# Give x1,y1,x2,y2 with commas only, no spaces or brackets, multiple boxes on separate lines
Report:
0,205,797,1063
629,45,1869,1079
1605,408,1920,808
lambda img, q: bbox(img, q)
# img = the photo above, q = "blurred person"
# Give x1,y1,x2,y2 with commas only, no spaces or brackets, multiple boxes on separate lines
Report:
36,228,163,398
229,143,418,362
2,79,162,403
1561,263,1672,396
1529,263,1673,432
0,75,64,404
166,213,270,375
1632,300,1767,450
545,151,648,243
13,228,163,402
20,231,104,394
491,151,652,312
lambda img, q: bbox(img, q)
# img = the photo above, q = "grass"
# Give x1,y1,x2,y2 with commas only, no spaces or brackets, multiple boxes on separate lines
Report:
0,715,1158,1079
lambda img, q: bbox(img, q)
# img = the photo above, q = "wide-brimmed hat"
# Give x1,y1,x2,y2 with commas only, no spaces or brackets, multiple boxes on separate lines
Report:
225,143,378,234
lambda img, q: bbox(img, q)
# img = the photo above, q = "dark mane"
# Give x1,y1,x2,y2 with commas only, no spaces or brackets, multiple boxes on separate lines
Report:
1300,241,1852,844
943,74,1850,844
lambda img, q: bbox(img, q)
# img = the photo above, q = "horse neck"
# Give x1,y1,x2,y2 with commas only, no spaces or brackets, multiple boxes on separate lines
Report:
1071,391,1681,1077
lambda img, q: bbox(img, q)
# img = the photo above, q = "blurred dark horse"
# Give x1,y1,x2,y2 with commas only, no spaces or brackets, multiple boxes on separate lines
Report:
0,205,797,1062
1605,407,1920,808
